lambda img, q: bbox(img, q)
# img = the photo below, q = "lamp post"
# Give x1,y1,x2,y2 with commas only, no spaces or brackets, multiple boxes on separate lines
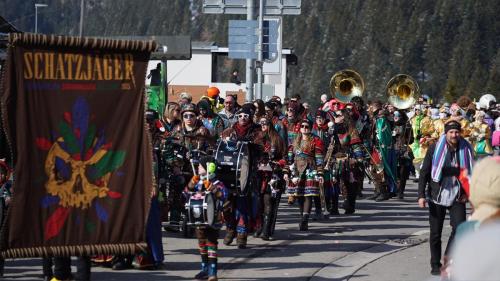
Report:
79,0,84,37
34,3,48,34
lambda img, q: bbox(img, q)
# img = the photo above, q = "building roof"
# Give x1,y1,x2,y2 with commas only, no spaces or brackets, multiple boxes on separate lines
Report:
192,41,216,51
108,35,192,60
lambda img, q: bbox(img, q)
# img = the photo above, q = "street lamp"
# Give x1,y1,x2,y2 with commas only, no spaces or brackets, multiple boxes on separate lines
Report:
34,3,48,34
79,0,84,37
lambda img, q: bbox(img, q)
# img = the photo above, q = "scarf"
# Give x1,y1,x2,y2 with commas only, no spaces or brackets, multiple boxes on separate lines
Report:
233,122,252,139
431,135,474,183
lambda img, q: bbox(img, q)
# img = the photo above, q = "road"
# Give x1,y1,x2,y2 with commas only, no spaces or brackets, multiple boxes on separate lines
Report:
3,180,455,281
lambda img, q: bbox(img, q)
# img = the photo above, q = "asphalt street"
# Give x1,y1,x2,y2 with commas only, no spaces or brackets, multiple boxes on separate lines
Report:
2,180,457,281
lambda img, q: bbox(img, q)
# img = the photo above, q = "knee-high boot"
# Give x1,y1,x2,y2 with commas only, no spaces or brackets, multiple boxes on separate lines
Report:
299,214,309,231
260,215,271,240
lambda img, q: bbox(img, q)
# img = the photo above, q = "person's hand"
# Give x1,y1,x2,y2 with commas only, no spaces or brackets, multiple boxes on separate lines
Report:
318,176,324,185
204,180,214,191
418,198,426,208
283,174,289,182
458,193,468,203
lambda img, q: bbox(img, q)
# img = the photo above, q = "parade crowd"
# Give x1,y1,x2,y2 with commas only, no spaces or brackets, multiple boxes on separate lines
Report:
1,85,500,281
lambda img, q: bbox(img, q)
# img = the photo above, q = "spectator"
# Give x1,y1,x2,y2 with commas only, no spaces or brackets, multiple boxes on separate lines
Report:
147,63,161,86
417,120,474,276
219,94,239,128
450,156,500,281
230,69,242,85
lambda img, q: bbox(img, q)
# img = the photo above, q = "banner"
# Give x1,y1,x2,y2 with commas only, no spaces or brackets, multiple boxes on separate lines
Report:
0,33,156,258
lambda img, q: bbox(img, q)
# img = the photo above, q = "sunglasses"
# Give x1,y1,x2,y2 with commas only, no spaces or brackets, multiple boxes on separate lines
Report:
238,113,250,119
260,121,270,125
183,113,196,119
333,112,343,117
300,124,310,129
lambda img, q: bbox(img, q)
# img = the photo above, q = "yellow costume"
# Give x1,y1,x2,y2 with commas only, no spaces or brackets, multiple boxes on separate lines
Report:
410,112,433,163
470,118,493,156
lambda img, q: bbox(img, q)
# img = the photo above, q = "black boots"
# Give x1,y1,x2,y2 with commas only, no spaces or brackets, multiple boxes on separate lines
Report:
223,229,236,246
236,233,247,249
299,214,309,231
260,215,271,241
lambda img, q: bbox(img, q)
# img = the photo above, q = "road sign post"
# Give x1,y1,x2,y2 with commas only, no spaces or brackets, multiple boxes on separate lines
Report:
203,0,301,101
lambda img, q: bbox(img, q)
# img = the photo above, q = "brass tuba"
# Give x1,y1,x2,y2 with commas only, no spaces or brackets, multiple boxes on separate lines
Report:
330,69,364,103
386,74,419,109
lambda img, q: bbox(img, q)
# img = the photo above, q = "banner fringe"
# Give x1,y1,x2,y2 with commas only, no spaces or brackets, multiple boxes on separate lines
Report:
1,243,148,259
8,33,157,52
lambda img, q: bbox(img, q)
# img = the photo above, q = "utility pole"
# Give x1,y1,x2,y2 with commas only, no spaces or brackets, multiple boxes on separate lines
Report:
256,0,264,100
245,0,254,102
34,3,48,34
79,0,84,37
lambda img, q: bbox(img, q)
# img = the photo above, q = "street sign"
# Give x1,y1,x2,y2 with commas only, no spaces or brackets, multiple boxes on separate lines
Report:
203,0,301,15
263,19,279,61
263,17,282,74
228,20,258,59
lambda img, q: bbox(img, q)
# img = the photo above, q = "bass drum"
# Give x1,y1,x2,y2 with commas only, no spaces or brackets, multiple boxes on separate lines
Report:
214,140,250,195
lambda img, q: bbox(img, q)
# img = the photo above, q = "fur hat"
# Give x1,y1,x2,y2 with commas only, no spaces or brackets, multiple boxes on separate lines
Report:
457,95,472,109
179,92,192,102
300,118,313,128
181,103,198,115
237,104,254,116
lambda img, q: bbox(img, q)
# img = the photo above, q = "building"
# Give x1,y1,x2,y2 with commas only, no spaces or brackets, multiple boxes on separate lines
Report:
147,41,295,104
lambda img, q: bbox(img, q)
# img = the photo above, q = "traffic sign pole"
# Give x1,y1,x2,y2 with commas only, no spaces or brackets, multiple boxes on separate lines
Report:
246,0,254,102
256,0,264,100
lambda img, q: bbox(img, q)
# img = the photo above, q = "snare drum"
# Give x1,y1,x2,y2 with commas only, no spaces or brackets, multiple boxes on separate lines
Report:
214,140,251,195
185,192,216,227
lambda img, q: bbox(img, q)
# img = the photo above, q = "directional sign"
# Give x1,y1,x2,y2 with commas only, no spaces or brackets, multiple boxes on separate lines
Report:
263,17,282,74
203,0,301,15
228,20,258,59
263,19,279,61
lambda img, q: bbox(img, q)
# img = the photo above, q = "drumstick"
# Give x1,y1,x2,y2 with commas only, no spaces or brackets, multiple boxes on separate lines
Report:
191,159,197,176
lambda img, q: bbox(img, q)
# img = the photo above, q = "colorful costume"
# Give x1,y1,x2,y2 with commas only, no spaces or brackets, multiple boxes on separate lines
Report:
254,129,287,240
220,121,260,248
285,132,324,230
374,114,398,195
327,120,365,213
186,172,227,281
470,115,493,157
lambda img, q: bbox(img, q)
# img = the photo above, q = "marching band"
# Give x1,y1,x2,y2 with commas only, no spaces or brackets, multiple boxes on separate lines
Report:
1,69,499,281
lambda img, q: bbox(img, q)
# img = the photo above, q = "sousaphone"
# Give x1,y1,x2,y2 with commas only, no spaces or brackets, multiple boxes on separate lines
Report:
386,74,419,109
329,69,364,103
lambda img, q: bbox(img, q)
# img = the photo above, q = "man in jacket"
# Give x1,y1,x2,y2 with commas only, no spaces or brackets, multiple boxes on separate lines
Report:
417,119,474,276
